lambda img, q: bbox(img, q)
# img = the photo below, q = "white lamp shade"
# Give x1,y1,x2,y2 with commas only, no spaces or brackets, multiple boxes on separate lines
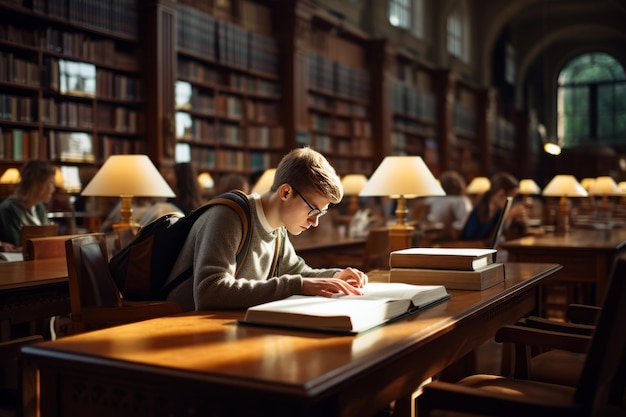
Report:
0,168,20,184
542,175,588,197
359,156,445,199
519,179,541,195
589,176,623,196
580,178,596,191
81,154,175,197
341,174,368,195
251,168,276,194
618,181,626,193
466,177,491,194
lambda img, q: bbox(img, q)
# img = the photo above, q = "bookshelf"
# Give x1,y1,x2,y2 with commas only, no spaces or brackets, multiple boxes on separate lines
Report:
390,51,437,158
0,0,144,172
174,0,285,177
295,9,375,175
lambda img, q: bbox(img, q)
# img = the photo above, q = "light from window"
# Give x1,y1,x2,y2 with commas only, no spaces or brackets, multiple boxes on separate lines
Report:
447,13,463,59
388,0,410,29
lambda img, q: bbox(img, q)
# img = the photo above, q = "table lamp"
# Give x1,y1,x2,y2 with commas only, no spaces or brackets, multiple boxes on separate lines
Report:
359,156,445,251
251,168,276,194
197,172,214,190
588,176,622,218
0,168,20,184
542,174,587,234
466,176,491,195
81,154,175,231
341,174,368,216
580,177,596,192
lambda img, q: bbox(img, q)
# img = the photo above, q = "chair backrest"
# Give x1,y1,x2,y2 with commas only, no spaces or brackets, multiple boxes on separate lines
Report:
24,233,82,260
19,224,58,254
574,253,626,415
65,234,123,322
487,196,513,249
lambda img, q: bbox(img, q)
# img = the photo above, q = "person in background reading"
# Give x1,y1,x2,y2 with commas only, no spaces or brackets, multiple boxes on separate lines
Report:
421,170,473,241
165,147,368,311
170,162,204,215
214,172,250,196
0,160,56,250
460,171,524,241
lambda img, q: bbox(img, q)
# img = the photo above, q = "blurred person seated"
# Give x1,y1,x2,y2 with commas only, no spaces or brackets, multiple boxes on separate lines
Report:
170,162,204,215
461,172,525,242
420,170,473,242
0,160,56,251
215,173,250,195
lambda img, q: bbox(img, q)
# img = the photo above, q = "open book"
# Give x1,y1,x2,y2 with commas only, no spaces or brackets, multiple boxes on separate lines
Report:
0,252,24,262
241,283,450,334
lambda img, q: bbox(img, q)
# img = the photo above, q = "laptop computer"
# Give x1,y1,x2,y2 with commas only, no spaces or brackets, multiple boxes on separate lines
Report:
488,196,513,249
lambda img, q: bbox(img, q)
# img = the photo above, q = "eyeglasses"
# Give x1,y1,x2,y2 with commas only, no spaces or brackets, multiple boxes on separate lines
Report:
290,184,328,218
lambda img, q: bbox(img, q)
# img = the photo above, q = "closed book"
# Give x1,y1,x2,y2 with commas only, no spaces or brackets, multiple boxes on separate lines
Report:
389,247,497,271
240,282,450,334
389,263,505,291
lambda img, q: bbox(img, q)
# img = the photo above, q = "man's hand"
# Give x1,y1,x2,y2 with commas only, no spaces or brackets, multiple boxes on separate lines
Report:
302,277,363,297
333,267,368,288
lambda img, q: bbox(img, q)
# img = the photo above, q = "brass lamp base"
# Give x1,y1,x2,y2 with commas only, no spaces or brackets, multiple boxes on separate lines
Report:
388,196,414,252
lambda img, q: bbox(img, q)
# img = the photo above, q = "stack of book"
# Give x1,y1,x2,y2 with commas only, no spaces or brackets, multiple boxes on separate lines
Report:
388,248,505,290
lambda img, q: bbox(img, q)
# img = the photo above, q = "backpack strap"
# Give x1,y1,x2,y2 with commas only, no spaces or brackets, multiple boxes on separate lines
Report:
268,227,283,278
159,190,252,298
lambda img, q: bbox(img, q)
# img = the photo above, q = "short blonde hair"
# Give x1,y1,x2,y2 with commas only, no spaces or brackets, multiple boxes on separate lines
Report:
272,147,343,204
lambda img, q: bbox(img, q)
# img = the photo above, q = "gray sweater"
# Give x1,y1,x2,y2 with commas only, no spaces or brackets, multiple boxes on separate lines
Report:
165,194,342,311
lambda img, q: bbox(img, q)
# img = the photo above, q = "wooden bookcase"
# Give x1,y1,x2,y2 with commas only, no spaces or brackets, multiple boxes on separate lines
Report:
0,0,144,172
173,0,284,177
303,11,374,176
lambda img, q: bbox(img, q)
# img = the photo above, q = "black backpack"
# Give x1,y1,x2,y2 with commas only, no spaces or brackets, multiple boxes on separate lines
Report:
109,190,253,301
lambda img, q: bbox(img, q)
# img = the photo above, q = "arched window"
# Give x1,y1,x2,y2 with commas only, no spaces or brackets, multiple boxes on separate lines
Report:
558,52,626,148
388,0,424,39
446,2,468,62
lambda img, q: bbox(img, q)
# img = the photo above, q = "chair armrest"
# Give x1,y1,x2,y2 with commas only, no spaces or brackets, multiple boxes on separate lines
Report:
524,316,595,336
566,304,600,324
417,380,573,417
495,325,591,353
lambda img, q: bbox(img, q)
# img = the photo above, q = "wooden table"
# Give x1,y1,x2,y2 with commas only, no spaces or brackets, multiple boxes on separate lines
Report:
501,228,626,305
23,262,560,417
290,230,366,269
0,257,69,341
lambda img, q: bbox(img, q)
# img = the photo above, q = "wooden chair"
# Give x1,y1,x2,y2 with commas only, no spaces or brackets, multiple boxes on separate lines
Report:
65,233,182,334
24,234,84,260
416,253,626,417
19,224,58,259
0,335,43,417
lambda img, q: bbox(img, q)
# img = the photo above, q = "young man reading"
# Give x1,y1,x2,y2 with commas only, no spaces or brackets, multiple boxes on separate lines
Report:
165,147,368,311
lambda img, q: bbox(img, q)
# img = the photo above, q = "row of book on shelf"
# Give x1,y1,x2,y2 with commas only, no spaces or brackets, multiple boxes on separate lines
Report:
241,247,503,334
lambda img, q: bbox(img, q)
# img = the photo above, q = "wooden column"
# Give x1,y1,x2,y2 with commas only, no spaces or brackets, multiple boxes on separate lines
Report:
276,0,314,150
369,39,394,162
433,69,456,172
141,0,177,166
476,87,496,175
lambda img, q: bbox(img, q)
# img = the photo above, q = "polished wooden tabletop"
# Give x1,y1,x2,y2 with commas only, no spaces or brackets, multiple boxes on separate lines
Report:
0,257,68,290
502,227,626,251
25,262,561,417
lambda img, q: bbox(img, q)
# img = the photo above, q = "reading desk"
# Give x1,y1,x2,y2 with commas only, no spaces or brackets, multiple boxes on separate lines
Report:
502,228,626,305
23,262,561,417
0,257,69,341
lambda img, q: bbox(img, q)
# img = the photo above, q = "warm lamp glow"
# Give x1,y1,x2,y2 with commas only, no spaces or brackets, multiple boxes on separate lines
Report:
466,177,491,194
251,168,276,194
542,175,588,233
618,181,626,193
544,142,562,155
342,174,368,216
360,156,445,251
54,167,65,189
580,178,596,192
518,179,541,195
588,176,621,196
81,155,175,230
197,172,214,189
0,168,20,184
